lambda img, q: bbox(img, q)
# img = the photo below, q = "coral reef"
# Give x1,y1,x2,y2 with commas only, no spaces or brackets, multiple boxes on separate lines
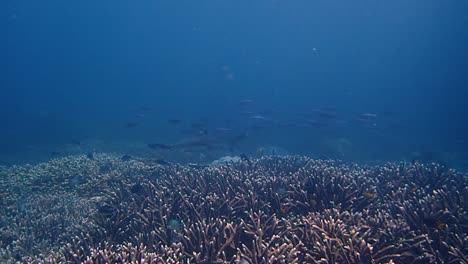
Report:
0,155,466,263
211,156,242,165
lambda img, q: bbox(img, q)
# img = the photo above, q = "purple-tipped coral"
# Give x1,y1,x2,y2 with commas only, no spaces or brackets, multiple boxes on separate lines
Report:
0,154,466,263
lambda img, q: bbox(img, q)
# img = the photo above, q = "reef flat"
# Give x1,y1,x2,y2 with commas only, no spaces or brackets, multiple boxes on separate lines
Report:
0,154,466,263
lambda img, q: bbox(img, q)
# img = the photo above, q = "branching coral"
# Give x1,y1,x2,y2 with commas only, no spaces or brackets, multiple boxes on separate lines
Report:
0,154,466,263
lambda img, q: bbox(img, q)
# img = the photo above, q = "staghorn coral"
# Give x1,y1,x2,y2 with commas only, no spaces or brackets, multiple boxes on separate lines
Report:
0,154,466,263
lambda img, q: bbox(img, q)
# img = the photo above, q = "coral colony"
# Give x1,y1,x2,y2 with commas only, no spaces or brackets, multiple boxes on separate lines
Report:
0,154,467,263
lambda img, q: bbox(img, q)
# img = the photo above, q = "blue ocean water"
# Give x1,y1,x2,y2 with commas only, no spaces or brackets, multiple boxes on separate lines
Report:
2,0,468,168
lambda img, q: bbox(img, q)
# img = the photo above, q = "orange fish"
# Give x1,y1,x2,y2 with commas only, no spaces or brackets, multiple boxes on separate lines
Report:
310,199,317,206
435,220,447,229
279,206,287,215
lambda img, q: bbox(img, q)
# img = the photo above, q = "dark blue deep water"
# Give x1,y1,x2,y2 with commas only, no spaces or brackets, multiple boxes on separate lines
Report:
2,0,468,168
